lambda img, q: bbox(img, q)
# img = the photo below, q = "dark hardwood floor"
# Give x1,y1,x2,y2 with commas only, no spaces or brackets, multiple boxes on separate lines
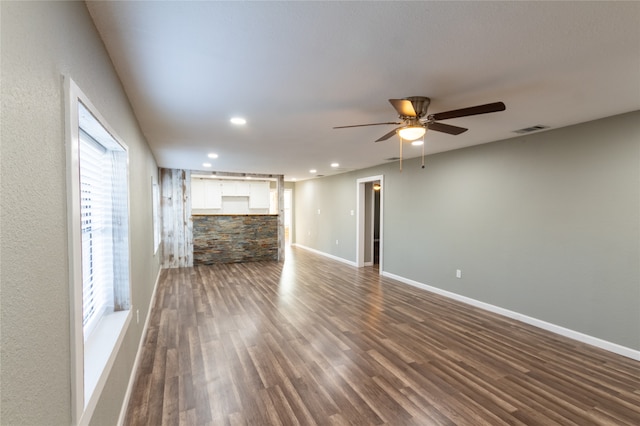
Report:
125,246,640,425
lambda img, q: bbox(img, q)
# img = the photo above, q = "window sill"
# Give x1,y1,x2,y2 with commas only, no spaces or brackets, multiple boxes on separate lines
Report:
81,310,131,423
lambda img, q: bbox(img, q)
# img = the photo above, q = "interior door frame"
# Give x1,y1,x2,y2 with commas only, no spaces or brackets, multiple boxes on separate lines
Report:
356,175,384,272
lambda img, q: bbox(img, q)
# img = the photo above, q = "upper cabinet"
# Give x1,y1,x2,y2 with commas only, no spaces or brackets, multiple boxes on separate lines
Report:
221,180,250,196
192,179,222,209
249,181,270,209
192,178,272,214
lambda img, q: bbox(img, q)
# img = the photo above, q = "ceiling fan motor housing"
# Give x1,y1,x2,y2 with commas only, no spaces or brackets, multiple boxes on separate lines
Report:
405,96,431,118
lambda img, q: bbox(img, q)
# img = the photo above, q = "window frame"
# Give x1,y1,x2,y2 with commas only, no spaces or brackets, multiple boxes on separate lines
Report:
65,77,133,425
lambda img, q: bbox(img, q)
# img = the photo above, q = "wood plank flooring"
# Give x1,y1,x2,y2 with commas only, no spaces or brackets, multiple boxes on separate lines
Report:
125,246,640,425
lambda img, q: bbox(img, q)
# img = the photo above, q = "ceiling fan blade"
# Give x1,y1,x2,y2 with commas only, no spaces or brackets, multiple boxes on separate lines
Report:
430,101,506,121
375,128,400,142
333,121,400,129
389,99,417,117
427,122,468,135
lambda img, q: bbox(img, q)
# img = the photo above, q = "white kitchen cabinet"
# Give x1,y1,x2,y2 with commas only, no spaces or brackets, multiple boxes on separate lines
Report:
193,178,271,212
221,180,250,196
192,179,221,209
249,181,270,209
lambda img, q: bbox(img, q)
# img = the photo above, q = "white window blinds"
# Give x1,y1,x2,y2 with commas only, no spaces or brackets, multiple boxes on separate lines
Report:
78,104,130,341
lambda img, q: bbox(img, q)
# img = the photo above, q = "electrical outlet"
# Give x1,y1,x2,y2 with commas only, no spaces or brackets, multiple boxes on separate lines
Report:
456,269,462,279
350,210,354,216
336,239,339,245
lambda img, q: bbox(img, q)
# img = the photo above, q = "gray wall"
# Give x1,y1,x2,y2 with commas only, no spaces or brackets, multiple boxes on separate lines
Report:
294,111,640,351
1,1,161,424
295,174,358,260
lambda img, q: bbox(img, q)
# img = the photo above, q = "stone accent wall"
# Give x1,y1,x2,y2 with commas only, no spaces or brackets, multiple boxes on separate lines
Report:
193,215,278,264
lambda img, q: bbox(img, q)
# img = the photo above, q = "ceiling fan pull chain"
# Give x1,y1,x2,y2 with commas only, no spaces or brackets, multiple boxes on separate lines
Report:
399,136,403,172
421,136,425,169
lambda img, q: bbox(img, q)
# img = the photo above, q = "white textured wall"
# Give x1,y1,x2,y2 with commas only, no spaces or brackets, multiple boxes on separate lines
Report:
1,1,160,424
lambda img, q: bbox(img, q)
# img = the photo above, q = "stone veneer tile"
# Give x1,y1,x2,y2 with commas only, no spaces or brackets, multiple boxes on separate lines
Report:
193,215,278,264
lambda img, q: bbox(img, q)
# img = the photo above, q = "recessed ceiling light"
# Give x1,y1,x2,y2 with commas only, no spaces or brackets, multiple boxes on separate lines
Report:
330,162,339,168
309,169,317,173
202,162,212,168
291,178,297,181
207,153,219,159
411,140,424,146
230,117,246,125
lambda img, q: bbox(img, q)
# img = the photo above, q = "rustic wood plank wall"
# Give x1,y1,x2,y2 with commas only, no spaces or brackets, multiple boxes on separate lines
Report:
160,168,193,268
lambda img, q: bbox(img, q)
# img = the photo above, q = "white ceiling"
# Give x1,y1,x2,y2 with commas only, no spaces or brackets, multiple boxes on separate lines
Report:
86,1,640,181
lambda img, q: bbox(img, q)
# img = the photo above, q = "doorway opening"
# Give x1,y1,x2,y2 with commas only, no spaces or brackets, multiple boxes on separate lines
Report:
284,188,292,245
372,182,381,266
356,175,383,272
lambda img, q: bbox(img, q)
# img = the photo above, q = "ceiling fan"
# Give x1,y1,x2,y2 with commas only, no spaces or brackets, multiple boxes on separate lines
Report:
334,96,506,142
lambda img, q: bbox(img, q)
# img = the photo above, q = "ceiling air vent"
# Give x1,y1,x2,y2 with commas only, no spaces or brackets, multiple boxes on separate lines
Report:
513,125,549,134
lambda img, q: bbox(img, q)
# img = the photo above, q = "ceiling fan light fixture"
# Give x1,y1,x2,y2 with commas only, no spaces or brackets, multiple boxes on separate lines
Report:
397,125,426,141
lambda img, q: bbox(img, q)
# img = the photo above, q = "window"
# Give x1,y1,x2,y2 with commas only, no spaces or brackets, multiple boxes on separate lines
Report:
66,78,132,425
78,117,130,339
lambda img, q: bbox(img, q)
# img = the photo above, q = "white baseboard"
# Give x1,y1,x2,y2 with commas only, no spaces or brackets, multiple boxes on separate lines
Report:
293,243,357,267
382,271,640,361
117,268,163,425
